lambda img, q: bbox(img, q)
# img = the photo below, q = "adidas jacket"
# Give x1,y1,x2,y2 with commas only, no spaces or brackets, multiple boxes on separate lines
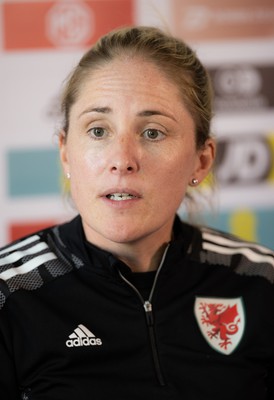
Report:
0,215,274,400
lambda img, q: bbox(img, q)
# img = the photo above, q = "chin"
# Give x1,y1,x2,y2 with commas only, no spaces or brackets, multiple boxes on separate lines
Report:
83,220,143,246
103,229,143,245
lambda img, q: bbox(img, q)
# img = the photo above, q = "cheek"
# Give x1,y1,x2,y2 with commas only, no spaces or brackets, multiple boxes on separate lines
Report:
163,151,195,183
149,156,191,208
69,147,105,177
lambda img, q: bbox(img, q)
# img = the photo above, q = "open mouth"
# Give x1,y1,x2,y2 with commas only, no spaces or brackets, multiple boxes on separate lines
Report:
106,193,137,201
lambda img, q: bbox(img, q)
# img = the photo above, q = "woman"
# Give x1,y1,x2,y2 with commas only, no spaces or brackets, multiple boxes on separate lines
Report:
0,26,273,400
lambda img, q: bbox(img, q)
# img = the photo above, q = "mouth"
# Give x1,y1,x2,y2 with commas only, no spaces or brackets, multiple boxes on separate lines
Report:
106,192,138,201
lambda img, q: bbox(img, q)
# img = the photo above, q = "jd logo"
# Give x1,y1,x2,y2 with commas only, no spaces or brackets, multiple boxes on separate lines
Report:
216,136,272,185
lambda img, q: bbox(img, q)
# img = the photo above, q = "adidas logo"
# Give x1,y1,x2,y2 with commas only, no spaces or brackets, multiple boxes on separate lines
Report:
66,324,102,348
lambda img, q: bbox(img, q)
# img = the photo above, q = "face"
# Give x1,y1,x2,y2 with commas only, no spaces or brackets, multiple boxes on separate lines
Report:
60,57,214,250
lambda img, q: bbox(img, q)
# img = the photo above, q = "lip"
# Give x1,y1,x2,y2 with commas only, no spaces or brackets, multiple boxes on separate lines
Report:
99,188,142,208
100,188,142,199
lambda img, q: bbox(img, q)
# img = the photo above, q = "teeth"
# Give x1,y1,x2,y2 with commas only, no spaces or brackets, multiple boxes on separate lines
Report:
107,193,136,201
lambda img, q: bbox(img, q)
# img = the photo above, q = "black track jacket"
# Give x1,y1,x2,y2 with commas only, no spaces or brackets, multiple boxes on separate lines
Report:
0,215,274,399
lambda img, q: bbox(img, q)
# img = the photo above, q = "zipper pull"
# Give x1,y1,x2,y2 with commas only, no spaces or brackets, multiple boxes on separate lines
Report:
144,301,154,326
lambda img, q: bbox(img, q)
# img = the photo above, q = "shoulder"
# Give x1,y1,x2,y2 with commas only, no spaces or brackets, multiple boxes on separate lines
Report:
0,223,74,310
193,224,274,283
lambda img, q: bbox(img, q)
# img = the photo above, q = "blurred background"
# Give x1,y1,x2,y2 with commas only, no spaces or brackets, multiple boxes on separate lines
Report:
0,0,273,249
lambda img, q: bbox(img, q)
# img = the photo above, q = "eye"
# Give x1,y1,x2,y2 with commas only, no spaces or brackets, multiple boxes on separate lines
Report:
87,127,107,139
143,129,165,141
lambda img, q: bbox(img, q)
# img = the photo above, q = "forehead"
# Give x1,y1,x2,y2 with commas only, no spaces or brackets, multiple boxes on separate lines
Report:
72,57,186,112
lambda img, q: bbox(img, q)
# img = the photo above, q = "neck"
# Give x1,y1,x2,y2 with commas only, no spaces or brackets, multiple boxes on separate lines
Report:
83,218,175,272
84,226,172,273
114,241,169,272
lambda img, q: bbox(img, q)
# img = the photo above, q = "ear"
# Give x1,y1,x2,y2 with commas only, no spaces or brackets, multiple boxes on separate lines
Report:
190,138,216,185
59,130,70,175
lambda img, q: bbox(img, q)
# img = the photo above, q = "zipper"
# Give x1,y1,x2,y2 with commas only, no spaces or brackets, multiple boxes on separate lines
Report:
118,244,170,386
21,388,31,400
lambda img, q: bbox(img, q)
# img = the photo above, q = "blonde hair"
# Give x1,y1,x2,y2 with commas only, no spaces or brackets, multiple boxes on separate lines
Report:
61,26,213,148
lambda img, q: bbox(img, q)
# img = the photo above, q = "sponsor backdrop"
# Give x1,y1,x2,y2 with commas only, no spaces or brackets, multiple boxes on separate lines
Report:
1,0,274,249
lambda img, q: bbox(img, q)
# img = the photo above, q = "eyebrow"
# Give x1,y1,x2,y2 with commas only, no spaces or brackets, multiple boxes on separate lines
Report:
78,107,177,122
78,107,111,118
137,109,177,122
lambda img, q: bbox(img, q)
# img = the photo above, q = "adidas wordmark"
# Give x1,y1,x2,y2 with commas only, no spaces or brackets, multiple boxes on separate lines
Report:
66,324,102,347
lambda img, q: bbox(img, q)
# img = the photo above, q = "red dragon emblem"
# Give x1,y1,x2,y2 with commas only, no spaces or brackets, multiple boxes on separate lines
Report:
194,297,245,355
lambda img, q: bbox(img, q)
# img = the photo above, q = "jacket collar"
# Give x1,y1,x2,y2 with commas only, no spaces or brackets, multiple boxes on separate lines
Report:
54,214,200,278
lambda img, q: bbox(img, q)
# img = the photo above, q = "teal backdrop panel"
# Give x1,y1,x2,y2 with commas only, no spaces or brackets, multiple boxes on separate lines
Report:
7,148,60,197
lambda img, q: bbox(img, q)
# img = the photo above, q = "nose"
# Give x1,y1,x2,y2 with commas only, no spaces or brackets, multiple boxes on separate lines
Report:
109,136,140,175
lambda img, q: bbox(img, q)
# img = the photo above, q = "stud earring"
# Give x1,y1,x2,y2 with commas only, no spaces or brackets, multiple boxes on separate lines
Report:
191,178,198,186
66,172,71,179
